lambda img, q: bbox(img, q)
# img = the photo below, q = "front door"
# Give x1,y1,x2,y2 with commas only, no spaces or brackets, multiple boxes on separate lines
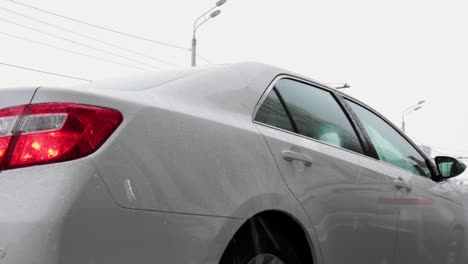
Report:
346,99,468,264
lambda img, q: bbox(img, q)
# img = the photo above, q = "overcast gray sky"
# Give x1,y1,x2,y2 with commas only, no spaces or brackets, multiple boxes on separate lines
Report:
1,0,467,175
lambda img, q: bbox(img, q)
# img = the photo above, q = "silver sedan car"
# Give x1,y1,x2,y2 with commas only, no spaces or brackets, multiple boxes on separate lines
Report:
0,62,467,264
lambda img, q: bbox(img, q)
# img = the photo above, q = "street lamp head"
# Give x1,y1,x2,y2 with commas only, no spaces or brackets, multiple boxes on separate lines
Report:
216,0,227,6
402,100,425,132
210,10,221,18
191,2,225,67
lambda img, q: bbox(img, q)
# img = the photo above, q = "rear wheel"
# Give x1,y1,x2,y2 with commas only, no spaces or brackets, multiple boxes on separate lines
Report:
220,219,309,264
445,226,465,264
247,254,284,264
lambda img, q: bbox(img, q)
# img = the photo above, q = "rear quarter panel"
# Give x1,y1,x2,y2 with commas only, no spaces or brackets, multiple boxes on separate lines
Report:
30,64,310,220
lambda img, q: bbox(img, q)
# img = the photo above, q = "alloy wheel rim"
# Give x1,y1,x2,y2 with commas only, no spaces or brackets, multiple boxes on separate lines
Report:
247,253,284,264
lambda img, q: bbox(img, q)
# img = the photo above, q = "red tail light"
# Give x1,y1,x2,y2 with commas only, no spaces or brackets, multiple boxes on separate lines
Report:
0,103,122,170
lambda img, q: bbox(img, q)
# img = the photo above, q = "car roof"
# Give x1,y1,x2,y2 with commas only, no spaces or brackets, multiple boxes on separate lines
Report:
76,62,335,92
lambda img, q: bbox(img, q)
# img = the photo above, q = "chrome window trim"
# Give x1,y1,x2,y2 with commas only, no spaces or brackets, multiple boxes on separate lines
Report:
255,119,436,178
253,120,378,161
252,74,437,179
251,74,337,121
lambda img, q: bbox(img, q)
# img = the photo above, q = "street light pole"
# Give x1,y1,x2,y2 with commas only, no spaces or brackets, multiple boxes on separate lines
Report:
402,116,405,133
191,0,226,67
191,37,197,67
402,100,426,133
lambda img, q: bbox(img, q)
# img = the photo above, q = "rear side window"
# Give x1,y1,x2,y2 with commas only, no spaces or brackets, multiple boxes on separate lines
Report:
276,79,363,154
256,78,363,154
255,89,294,132
347,100,431,177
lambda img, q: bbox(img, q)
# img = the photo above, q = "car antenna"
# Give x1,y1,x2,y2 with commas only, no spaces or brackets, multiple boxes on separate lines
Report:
335,83,351,89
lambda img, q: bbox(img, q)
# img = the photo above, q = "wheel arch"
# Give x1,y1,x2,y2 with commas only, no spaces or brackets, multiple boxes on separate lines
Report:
219,209,317,264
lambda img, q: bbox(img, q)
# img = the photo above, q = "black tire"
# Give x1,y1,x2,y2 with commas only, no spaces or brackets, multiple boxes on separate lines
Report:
220,219,309,264
445,226,465,264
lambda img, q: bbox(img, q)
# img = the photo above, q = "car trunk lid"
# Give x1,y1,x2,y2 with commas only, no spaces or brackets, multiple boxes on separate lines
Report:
0,87,39,109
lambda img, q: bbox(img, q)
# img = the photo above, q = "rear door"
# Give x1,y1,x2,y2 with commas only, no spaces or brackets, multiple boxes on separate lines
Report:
346,99,468,264
254,77,400,264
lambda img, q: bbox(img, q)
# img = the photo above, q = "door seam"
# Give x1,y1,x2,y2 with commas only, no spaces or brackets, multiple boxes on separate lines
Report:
254,124,325,264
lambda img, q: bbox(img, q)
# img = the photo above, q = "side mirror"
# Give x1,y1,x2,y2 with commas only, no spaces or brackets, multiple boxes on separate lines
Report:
435,156,466,179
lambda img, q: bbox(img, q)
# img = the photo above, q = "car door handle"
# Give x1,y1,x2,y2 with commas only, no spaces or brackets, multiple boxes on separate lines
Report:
281,150,312,166
394,178,412,192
